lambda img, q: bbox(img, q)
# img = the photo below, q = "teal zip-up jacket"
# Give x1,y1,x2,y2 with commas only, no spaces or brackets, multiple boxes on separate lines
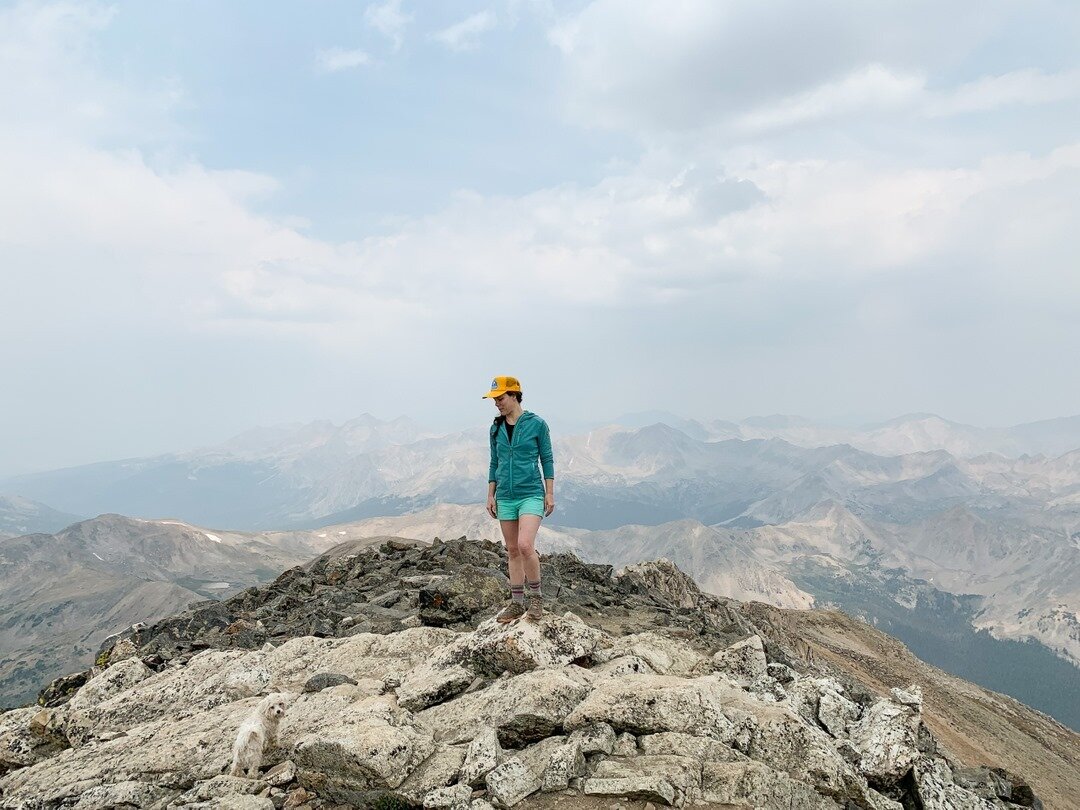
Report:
488,411,554,499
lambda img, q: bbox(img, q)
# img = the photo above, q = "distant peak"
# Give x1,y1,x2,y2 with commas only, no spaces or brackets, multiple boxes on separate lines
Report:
871,412,952,428
741,414,817,429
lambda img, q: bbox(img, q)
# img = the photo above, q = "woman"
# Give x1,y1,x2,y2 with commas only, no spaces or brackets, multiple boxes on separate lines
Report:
484,375,555,622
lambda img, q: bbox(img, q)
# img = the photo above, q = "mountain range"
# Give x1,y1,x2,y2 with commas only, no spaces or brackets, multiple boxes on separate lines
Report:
7,412,1080,532
617,410,1080,458
2,411,1078,727
0,494,81,540
0,514,388,707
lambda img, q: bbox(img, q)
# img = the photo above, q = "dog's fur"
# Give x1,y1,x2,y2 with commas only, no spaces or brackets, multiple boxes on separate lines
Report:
229,692,291,778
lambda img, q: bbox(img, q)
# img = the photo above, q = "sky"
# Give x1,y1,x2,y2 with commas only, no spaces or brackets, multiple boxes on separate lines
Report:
1,0,1079,476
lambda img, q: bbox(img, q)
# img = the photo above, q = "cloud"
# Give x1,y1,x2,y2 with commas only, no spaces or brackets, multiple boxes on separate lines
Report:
733,65,925,132
5,1,1078,341
0,5,415,349
927,68,1080,116
4,0,1080,469
434,11,497,52
6,0,1079,339
549,0,1076,133
364,0,412,52
315,47,372,73
0,1,182,142
732,66,1080,134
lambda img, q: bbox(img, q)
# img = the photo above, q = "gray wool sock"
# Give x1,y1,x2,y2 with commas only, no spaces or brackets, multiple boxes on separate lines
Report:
511,584,525,604
526,579,542,599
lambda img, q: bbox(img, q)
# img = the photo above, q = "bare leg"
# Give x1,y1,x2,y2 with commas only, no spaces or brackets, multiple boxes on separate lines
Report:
516,515,542,584
500,520,524,586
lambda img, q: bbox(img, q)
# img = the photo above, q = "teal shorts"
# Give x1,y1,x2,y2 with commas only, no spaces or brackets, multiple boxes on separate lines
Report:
496,495,545,521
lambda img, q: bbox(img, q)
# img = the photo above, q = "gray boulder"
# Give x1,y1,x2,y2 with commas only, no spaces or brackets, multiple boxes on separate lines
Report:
590,631,707,676
637,731,747,762
613,731,637,757
542,739,586,791
72,780,177,809
848,697,921,784
590,755,702,806
615,559,703,610
302,673,358,693
460,726,503,786
712,635,768,687
485,759,542,808
563,675,740,742
395,744,467,805
818,687,860,738
397,663,475,711
0,708,66,772
746,705,866,803
289,696,435,793
584,774,676,806
418,668,592,747
702,761,842,809
914,758,997,810
891,684,923,709
423,783,473,810
63,657,153,745
429,615,605,677
567,722,616,755
419,565,507,627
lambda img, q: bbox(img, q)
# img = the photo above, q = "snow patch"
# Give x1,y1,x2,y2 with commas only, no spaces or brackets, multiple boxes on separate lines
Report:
203,532,222,544
93,553,104,561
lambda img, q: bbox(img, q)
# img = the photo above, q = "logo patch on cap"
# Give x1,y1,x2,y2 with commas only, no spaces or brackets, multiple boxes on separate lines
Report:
491,379,498,390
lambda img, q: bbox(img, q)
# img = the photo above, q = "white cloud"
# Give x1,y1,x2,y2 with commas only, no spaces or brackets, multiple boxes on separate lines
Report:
549,0,1073,133
927,68,1080,116
0,1,182,142
734,65,925,133
5,1,1078,343
5,0,1079,345
4,0,1080,462
315,47,372,73
434,11,497,52
732,66,1080,134
364,0,412,52
0,5,416,347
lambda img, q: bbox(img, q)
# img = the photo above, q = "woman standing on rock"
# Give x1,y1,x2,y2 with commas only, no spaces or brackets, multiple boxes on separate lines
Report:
484,375,555,622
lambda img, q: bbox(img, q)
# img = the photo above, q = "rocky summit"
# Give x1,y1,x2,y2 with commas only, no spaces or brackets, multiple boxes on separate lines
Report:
0,537,1057,809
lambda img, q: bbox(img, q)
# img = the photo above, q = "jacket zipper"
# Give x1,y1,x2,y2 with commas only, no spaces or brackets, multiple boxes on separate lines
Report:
508,412,519,495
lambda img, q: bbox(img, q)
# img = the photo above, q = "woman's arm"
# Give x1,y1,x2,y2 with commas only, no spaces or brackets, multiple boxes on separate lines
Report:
539,420,555,515
538,420,554,480
488,425,499,484
488,427,498,518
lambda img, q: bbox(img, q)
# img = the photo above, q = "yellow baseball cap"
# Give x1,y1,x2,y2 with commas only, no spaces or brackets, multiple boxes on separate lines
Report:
482,375,522,398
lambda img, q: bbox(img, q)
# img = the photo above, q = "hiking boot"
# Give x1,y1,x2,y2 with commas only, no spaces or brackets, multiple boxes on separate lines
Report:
525,593,543,621
496,601,526,623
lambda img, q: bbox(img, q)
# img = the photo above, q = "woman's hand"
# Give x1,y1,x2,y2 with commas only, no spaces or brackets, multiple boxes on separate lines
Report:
544,493,555,517
487,494,497,519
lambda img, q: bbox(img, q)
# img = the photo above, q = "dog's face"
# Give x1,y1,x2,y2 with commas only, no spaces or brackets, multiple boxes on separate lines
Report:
259,692,291,719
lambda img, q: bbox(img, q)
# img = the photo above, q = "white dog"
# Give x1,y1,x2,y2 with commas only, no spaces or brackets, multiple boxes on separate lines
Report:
229,692,291,778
